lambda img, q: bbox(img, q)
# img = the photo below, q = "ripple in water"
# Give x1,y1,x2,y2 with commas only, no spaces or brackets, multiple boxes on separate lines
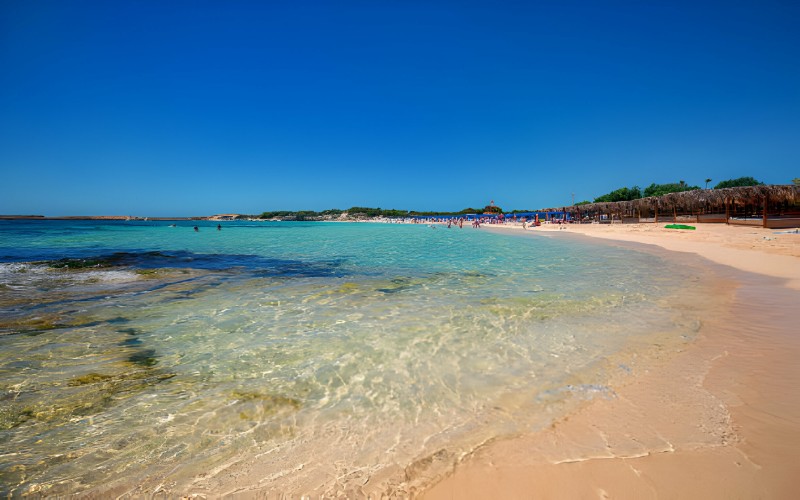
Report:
0,221,718,496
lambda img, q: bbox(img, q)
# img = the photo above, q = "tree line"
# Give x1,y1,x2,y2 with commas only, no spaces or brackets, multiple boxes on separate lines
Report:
257,207,463,220
258,205,506,220
256,177,774,219
577,176,764,205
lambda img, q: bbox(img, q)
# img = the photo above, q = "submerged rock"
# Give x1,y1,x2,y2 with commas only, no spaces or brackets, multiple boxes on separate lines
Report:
45,258,114,269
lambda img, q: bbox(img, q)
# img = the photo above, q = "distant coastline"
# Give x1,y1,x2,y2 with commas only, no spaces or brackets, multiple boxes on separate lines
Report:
0,213,407,222
0,215,205,221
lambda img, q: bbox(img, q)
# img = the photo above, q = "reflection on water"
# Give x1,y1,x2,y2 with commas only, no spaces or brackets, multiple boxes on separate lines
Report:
0,223,717,496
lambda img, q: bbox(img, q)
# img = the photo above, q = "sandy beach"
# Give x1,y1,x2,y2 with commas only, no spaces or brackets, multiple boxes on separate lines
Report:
532,222,800,289
423,222,800,499
3,220,799,497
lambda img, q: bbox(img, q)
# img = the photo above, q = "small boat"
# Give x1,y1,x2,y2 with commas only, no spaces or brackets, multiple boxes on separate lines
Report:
665,224,696,230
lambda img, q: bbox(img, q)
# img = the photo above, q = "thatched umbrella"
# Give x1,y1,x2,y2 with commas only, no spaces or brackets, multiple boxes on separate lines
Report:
537,185,798,226
672,185,799,224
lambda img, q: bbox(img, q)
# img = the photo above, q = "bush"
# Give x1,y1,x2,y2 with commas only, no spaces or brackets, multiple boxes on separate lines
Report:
594,186,642,203
643,182,699,197
714,177,763,189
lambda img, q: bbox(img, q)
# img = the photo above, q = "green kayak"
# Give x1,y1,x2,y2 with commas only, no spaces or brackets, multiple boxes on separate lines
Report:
665,224,696,230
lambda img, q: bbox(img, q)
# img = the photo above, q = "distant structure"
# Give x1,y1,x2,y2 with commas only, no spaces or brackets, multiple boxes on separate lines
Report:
208,214,243,221
483,200,503,214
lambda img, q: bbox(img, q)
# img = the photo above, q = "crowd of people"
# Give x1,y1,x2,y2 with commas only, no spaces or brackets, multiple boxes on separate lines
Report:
368,213,573,229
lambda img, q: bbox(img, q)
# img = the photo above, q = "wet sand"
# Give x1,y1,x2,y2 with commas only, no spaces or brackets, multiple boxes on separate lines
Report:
423,223,800,499
531,222,800,289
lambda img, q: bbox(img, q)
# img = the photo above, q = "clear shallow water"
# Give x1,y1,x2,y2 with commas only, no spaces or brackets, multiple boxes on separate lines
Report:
0,220,711,495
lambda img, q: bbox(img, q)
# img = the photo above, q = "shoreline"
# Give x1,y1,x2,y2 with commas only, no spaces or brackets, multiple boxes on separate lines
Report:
525,222,800,289
423,223,800,499
0,215,204,221
4,221,799,496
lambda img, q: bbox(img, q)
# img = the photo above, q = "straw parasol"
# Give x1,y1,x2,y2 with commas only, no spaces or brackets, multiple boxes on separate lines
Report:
551,185,799,223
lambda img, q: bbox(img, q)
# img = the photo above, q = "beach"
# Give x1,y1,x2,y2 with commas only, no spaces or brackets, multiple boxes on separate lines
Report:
424,222,800,499
5,0,799,496
532,222,800,288
1,220,799,497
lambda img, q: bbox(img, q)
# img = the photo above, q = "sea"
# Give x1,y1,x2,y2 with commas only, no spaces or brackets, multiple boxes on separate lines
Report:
0,219,722,496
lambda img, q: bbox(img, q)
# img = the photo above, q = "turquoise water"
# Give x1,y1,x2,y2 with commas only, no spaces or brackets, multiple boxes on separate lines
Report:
0,220,711,495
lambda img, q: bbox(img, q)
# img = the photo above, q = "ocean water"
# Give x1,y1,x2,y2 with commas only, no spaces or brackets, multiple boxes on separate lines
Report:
0,220,715,496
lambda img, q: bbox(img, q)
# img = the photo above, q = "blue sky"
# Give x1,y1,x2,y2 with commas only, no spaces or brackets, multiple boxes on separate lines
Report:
1,0,798,216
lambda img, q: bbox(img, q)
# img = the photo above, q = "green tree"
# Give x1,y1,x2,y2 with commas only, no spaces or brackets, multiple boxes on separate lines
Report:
259,210,295,219
593,186,642,203
346,207,410,218
347,206,380,217
713,177,763,189
294,210,321,221
643,182,700,197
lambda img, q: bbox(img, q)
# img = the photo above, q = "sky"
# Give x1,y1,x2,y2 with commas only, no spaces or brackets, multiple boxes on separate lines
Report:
1,0,798,216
